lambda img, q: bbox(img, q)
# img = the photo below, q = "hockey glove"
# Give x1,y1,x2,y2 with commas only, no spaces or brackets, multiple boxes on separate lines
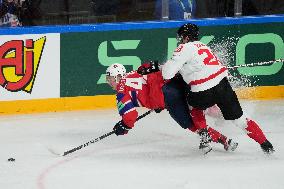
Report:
113,120,132,136
137,60,160,75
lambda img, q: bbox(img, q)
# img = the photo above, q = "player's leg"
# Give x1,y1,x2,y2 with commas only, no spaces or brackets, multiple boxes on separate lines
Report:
163,77,237,153
190,108,238,151
229,115,274,153
162,77,213,154
186,83,223,153
162,76,194,129
216,78,274,154
189,108,212,154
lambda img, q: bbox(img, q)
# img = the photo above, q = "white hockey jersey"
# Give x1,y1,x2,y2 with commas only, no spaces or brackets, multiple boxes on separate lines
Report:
162,41,228,92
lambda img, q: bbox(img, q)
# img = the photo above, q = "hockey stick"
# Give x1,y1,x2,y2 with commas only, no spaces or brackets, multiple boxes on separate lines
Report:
49,109,154,157
227,58,284,69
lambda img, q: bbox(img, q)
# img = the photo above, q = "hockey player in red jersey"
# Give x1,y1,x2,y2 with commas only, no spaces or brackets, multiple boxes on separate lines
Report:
106,63,238,153
161,23,274,154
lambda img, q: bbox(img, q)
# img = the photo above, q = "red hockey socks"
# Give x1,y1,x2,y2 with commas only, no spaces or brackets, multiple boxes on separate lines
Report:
188,126,227,145
246,119,267,144
207,127,226,143
189,108,229,145
190,108,207,130
188,124,198,132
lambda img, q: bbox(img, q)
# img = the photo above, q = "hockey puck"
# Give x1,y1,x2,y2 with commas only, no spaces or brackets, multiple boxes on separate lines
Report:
8,158,15,162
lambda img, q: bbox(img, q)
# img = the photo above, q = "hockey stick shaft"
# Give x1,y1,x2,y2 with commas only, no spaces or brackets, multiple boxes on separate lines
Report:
227,58,284,69
62,109,154,156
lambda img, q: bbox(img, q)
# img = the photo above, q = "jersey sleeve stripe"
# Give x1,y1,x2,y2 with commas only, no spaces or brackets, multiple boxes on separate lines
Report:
123,108,136,115
118,102,135,115
117,101,124,111
130,91,139,107
117,93,125,102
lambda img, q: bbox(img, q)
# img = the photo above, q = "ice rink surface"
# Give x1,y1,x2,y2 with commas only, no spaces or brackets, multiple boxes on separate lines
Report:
0,99,284,189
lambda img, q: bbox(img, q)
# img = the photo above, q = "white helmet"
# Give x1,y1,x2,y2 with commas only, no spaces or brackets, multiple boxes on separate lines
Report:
106,63,126,82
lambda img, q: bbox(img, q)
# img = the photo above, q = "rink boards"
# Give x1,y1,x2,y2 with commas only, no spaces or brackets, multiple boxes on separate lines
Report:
0,15,284,114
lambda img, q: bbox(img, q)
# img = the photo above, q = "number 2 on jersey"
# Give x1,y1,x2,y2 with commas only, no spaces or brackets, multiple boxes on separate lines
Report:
198,48,220,66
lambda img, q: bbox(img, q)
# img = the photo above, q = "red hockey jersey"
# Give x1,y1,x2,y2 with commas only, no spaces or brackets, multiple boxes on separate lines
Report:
116,71,165,128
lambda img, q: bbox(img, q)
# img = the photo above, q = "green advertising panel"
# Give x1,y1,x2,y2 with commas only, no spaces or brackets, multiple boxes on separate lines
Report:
60,21,284,97
60,28,177,96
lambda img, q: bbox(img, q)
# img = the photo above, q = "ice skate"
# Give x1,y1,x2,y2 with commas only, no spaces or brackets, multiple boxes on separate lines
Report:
218,136,238,151
199,128,212,154
226,139,238,151
260,140,275,154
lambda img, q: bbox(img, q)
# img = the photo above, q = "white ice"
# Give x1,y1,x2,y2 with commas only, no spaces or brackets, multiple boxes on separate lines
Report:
0,100,284,189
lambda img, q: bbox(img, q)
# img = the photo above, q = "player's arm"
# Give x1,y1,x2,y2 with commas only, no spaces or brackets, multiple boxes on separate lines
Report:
162,45,189,80
113,92,138,136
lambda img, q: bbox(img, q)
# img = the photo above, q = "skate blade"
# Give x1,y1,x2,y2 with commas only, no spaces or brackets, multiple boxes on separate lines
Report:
228,143,238,152
200,146,212,155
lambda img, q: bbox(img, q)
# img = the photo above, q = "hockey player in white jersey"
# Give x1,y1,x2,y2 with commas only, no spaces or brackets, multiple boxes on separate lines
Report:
162,23,274,154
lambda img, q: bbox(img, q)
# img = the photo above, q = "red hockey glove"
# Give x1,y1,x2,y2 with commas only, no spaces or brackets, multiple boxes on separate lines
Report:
137,60,160,75
113,120,132,136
